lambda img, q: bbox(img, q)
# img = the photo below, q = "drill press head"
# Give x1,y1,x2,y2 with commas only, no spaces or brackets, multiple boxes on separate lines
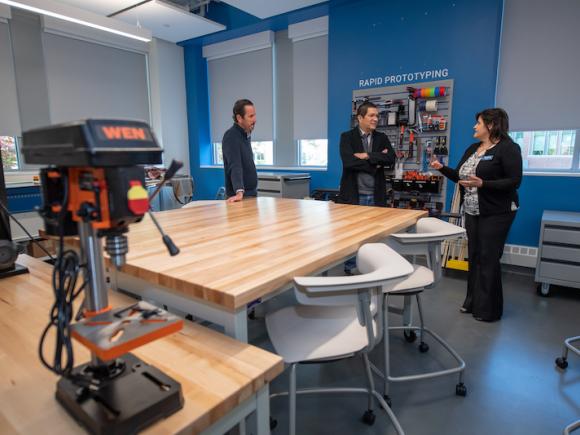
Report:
22,119,162,267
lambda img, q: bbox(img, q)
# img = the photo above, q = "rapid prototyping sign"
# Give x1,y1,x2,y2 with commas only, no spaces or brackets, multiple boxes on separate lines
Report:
358,68,449,88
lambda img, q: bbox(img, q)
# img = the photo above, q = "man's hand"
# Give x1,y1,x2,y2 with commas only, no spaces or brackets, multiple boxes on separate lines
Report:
459,175,483,188
354,152,369,160
227,191,244,203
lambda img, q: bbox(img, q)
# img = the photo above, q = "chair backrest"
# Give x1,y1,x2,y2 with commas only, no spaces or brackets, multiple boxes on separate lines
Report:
293,243,413,350
293,243,413,307
215,186,226,200
387,217,465,283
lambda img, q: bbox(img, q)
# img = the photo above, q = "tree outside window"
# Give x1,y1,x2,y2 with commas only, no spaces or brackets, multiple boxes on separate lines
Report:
0,136,20,171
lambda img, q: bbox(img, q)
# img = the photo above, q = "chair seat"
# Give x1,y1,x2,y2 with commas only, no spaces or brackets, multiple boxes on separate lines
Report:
266,305,374,364
388,265,434,293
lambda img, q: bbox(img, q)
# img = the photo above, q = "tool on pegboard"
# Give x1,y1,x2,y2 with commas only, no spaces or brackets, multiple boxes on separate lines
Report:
422,139,433,172
418,99,438,112
434,136,449,164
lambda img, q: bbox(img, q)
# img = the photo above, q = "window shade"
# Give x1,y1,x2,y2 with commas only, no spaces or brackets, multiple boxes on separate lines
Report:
292,35,328,140
207,48,273,143
496,0,580,131
42,33,150,124
0,22,21,137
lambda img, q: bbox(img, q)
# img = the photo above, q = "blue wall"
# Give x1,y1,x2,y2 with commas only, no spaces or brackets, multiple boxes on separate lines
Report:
327,0,503,207
181,3,330,200
182,0,580,247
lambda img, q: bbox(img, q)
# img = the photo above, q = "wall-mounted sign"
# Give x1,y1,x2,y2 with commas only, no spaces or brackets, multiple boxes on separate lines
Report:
358,68,449,88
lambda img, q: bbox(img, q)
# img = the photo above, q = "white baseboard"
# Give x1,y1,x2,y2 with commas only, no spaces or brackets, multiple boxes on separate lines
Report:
501,244,537,268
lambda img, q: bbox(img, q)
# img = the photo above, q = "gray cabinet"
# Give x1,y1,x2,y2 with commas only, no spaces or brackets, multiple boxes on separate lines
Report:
257,172,311,199
535,210,580,295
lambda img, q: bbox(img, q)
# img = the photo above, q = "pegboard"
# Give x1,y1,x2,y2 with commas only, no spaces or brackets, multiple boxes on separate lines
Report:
352,79,454,215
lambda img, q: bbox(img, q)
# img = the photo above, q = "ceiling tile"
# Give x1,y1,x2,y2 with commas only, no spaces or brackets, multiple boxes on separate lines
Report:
221,0,327,19
114,0,225,43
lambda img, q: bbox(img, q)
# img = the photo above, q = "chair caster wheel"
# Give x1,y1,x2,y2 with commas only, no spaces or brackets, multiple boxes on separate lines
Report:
418,342,429,353
404,330,417,343
362,409,376,425
555,357,568,370
456,383,467,397
383,395,392,407
270,417,277,430
248,309,256,320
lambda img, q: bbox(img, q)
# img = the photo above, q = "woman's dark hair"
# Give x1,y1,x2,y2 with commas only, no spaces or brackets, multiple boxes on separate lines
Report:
357,101,378,118
232,99,254,122
476,108,510,142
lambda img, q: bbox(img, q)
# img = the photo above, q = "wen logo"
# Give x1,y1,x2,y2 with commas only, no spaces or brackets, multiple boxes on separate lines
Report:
101,126,149,141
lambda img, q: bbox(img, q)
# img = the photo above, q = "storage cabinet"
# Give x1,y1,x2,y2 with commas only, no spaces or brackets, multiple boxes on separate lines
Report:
257,172,311,199
535,210,580,295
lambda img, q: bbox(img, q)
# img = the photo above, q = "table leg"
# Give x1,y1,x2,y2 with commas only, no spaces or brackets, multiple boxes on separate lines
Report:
256,384,270,435
223,308,249,342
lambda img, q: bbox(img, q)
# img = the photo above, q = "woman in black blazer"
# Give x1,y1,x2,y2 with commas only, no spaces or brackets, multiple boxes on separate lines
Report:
431,108,523,322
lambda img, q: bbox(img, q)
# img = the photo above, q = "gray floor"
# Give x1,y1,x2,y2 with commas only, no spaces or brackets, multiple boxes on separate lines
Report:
248,267,580,435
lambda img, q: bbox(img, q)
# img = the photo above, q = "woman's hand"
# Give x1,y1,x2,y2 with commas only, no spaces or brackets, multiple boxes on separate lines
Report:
429,159,443,170
459,175,483,188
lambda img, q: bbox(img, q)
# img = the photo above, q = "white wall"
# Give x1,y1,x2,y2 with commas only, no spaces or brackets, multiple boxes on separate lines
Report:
149,38,190,174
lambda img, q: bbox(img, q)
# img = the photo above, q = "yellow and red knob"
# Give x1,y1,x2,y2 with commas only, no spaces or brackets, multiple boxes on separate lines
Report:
127,181,149,215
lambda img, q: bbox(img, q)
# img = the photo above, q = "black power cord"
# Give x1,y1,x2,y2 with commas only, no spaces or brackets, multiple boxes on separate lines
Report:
37,173,86,377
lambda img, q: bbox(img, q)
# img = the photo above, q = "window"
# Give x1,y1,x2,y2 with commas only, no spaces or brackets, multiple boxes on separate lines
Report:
213,142,223,165
299,139,328,166
562,131,575,155
532,132,546,155
0,136,20,171
510,129,579,172
212,141,274,166
251,141,273,166
204,17,328,169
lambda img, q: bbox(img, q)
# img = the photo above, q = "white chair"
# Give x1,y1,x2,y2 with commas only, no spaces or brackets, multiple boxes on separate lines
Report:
375,217,467,403
564,419,580,435
266,243,414,435
555,335,580,370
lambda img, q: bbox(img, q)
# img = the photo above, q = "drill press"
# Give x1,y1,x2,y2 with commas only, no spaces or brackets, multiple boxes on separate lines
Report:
22,119,184,434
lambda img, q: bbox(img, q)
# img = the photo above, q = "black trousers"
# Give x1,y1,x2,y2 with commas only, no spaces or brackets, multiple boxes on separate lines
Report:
463,212,516,321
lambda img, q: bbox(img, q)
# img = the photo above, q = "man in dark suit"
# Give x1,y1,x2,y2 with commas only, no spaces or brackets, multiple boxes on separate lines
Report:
222,99,258,203
339,101,395,273
338,101,395,207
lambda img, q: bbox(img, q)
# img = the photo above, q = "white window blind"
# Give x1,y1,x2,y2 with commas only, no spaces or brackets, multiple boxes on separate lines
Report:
496,0,580,131
289,16,328,142
42,33,150,124
0,21,21,137
291,34,328,140
205,32,274,143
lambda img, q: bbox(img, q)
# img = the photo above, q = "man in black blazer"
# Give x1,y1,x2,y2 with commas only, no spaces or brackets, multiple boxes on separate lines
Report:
339,101,395,273
338,101,395,206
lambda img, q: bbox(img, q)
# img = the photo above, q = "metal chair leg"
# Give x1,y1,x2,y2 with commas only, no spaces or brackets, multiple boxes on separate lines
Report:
415,294,430,353
383,293,392,404
289,363,297,435
362,353,375,411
